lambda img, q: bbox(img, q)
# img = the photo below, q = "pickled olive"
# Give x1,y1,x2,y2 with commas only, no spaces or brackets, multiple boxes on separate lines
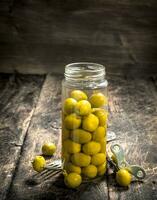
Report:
94,110,108,127
71,129,92,144
62,152,70,164
116,169,132,187
97,162,107,176
64,173,82,188
71,153,91,167
89,93,108,108
32,156,46,172
75,100,91,116
91,153,106,166
42,143,56,156
82,141,101,155
92,126,105,142
62,127,70,140
64,98,77,114
71,90,87,101
100,140,106,153
64,113,81,130
82,114,99,132
65,162,81,174
63,139,81,154
82,165,97,178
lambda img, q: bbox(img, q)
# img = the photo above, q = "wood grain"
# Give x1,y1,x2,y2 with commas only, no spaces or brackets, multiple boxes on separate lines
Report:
107,76,157,200
0,73,44,200
6,74,109,200
0,73,157,199
0,0,157,75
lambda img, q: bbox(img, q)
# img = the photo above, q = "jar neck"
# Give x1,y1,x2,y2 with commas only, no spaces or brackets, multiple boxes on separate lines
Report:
64,62,106,83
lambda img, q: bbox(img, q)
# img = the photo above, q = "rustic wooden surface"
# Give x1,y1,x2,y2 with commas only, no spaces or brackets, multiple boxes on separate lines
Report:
0,0,157,75
0,74,44,200
0,73,157,200
108,77,157,200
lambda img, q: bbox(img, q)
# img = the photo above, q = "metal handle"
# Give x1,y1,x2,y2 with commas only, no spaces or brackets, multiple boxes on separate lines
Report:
110,144,146,180
110,144,127,168
127,165,146,179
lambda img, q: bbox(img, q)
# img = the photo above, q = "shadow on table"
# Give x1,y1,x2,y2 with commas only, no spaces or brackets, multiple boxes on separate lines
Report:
107,172,144,192
25,169,100,200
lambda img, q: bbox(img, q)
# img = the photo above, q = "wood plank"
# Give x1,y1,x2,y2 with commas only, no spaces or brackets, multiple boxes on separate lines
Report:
2,3,156,44
0,0,13,12
120,34,157,64
0,74,44,200
0,42,133,75
6,74,109,200
0,0,157,76
151,76,157,89
0,3,156,45
107,76,157,199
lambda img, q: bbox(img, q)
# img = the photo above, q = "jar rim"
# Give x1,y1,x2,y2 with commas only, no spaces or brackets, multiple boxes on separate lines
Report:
65,62,105,81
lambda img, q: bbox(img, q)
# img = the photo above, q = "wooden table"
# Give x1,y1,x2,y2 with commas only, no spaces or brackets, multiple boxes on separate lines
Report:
0,73,157,200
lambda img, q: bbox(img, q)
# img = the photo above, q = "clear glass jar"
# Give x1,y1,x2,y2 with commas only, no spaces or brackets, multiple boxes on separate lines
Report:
62,62,108,181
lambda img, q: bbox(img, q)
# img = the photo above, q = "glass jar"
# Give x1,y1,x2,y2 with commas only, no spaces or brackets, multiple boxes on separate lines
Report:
62,62,108,181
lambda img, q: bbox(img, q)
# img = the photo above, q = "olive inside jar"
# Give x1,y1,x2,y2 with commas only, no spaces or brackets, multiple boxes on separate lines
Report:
62,63,108,181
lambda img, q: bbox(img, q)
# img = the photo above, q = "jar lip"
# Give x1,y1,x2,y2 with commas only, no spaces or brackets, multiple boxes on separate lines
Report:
65,62,105,81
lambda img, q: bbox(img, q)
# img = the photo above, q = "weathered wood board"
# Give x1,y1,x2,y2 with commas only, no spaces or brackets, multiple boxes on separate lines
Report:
3,73,156,200
107,77,157,200
0,74,44,200
6,74,108,200
0,0,157,75
0,73,157,200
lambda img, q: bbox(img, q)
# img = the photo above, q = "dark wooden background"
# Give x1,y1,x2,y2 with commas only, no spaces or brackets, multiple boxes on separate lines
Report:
0,0,157,76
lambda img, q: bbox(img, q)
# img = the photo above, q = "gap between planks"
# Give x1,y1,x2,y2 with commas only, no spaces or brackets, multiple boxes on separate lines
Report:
107,76,157,200
2,75,46,200
0,74,45,200
6,74,109,200
5,74,157,200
